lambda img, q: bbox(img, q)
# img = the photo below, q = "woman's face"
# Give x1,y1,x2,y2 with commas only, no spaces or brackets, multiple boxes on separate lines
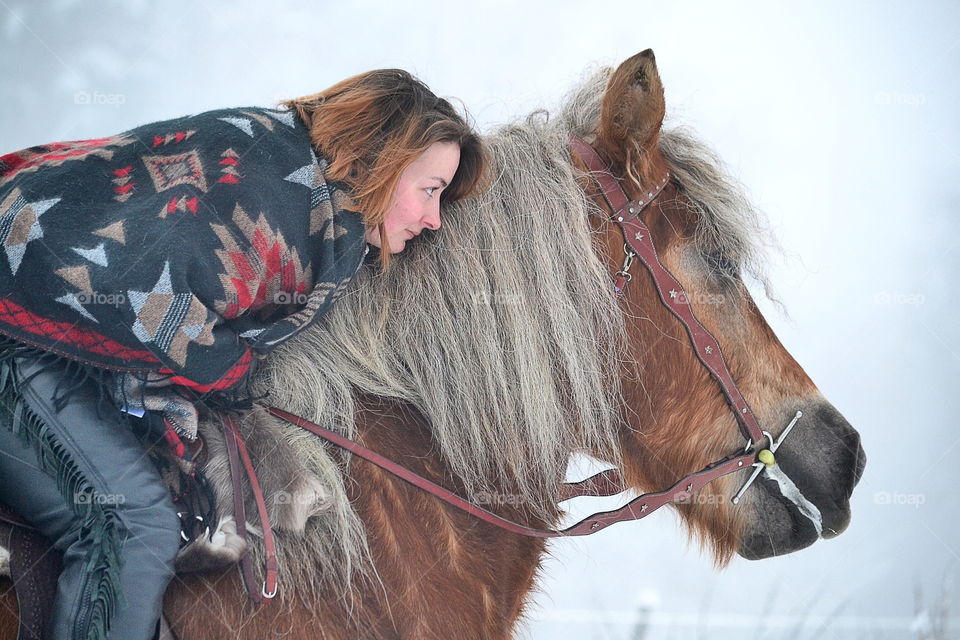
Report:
364,141,461,254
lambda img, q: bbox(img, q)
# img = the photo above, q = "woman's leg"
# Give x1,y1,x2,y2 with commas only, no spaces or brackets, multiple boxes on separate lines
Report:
0,355,181,640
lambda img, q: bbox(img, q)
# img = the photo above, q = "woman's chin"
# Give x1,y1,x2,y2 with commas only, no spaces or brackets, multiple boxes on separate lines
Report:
367,234,408,254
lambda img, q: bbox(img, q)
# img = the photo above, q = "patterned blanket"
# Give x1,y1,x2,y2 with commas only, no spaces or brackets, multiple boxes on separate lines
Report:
0,106,372,640
0,106,367,436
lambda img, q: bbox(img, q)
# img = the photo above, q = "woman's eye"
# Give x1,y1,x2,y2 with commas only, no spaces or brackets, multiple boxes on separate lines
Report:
425,187,437,197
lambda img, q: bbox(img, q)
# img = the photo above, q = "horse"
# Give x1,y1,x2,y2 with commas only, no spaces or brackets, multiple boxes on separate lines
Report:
0,50,865,639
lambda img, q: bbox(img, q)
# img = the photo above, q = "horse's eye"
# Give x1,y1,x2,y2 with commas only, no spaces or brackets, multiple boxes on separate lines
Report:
706,252,738,278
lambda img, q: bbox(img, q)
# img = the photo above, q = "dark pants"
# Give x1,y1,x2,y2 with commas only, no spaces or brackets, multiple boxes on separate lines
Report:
0,355,181,640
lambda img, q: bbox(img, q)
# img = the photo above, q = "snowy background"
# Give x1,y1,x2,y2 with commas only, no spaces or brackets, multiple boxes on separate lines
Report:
1,1,957,638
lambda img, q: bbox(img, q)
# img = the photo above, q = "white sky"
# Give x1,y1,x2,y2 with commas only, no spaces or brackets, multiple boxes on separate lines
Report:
1,1,957,637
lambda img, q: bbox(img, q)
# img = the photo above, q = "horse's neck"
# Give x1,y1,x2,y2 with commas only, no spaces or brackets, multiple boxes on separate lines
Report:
350,395,551,637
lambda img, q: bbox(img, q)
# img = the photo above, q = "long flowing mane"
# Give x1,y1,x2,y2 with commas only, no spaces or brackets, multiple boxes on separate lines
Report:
237,67,771,596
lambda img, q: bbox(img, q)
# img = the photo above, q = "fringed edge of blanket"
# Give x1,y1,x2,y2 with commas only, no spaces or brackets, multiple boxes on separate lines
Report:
0,334,144,430
0,332,271,437
0,337,127,640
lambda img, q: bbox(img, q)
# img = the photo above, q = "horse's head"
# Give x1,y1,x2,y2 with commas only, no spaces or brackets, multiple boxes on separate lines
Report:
580,50,866,562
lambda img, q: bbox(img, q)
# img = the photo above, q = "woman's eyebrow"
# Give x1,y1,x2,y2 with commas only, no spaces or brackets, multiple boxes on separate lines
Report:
432,177,449,188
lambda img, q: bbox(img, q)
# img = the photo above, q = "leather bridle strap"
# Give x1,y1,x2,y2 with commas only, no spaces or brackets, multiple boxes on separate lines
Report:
220,413,279,603
558,467,626,501
568,135,765,447
265,406,756,537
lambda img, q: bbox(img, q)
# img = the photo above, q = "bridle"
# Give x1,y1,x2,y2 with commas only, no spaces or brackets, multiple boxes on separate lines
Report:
232,135,802,602
565,134,801,504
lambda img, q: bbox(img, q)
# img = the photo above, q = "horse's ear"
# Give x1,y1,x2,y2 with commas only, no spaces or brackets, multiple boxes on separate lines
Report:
597,49,665,167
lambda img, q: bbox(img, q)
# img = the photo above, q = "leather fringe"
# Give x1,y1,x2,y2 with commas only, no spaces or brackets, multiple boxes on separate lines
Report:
0,345,127,640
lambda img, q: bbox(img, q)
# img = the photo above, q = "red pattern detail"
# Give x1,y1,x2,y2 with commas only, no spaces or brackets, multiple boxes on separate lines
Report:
218,222,313,319
0,297,160,362
3,136,128,183
0,296,252,394
165,196,199,215
40,150,95,162
217,148,241,185
4,143,109,176
253,280,269,309
232,275,252,309
163,420,186,458
153,131,191,148
0,152,28,176
228,251,256,281
111,165,135,201
222,302,242,319
280,258,297,292
251,229,282,278
158,346,252,391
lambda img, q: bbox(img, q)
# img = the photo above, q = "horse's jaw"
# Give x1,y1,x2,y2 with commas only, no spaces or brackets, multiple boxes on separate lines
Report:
737,474,827,560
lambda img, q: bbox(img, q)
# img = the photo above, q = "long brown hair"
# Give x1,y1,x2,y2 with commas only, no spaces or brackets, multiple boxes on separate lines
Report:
281,69,486,269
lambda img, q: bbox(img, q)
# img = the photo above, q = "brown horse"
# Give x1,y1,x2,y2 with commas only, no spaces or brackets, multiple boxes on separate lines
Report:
0,50,865,639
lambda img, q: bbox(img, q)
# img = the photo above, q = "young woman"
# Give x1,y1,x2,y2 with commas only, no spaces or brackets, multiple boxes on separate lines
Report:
0,69,485,640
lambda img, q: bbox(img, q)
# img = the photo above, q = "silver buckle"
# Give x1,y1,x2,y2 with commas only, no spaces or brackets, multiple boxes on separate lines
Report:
262,580,278,599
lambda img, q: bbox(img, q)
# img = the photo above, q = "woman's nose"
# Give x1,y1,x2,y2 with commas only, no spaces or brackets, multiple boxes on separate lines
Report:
422,203,441,231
